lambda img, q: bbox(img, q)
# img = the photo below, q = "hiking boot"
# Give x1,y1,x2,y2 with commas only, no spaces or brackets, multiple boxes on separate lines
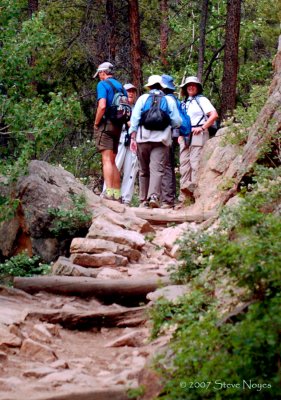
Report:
149,195,160,208
139,201,149,208
102,193,115,201
161,202,174,209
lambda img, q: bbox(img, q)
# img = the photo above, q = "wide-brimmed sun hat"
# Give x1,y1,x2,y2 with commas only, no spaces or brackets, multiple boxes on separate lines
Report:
161,74,176,91
180,76,203,93
144,75,163,87
94,62,114,78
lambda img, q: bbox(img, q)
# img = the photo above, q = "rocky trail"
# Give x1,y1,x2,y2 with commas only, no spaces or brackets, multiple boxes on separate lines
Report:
0,197,205,400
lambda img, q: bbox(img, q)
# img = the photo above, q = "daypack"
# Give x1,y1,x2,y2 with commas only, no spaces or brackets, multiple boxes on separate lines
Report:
140,93,171,131
191,95,219,137
105,80,132,125
167,94,191,137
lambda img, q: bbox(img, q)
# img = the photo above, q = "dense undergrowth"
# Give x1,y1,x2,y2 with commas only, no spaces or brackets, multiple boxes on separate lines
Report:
149,165,281,400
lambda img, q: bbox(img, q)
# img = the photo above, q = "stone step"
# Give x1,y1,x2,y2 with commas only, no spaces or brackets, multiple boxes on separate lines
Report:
70,238,141,262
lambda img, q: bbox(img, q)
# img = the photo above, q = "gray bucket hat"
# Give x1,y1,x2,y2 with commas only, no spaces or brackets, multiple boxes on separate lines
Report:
180,76,203,93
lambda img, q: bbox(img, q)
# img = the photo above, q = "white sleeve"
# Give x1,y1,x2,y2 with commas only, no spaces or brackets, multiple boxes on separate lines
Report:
200,97,216,114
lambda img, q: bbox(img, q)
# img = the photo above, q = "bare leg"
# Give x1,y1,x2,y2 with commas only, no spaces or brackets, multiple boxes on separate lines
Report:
101,149,120,189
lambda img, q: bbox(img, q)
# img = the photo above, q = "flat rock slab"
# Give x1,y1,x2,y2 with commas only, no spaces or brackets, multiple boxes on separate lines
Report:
14,276,171,305
70,238,141,262
27,306,147,329
0,388,129,400
52,257,102,277
87,220,145,250
71,252,128,267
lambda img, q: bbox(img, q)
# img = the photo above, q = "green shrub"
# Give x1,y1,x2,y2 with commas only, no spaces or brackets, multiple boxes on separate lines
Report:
48,193,92,237
0,251,50,284
151,166,281,399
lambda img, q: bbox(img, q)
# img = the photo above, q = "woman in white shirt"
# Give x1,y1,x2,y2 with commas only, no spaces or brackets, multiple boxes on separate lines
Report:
178,76,218,205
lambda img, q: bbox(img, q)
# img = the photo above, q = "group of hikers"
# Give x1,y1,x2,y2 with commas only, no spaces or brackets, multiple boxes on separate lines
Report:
93,61,218,209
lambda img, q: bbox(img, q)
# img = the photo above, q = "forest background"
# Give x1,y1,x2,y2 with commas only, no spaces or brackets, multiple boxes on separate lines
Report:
0,0,280,193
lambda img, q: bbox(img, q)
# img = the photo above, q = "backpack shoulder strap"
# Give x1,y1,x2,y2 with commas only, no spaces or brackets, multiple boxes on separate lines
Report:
193,95,207,120
104,79,117,94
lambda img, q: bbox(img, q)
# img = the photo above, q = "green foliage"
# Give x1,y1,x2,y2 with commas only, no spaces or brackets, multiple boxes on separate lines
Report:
0,5,86,183
48,194,92,237
151,166,281,399
0,195,20,223
0,252,50,284
127,385,145,399
223,84,269,146
57,139,101,181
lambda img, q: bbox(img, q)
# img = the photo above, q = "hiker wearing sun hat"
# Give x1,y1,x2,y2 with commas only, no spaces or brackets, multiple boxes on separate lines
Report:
177,76,218,205
159,74,178,209
93,61,128,202
129,74,181,209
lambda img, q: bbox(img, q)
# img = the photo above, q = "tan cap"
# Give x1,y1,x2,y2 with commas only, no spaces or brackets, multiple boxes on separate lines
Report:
94,62,114,78
124,83,137,91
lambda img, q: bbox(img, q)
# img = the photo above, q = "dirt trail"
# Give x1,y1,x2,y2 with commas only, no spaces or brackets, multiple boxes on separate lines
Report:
0,218,181,400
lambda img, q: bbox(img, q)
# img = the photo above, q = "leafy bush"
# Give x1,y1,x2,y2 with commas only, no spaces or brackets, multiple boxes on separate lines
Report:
0,252,50,284
48,193,92,237
151,166,281,400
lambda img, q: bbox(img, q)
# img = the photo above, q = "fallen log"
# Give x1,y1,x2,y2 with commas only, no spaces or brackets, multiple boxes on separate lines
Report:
14,276,170,305
131,207,218,224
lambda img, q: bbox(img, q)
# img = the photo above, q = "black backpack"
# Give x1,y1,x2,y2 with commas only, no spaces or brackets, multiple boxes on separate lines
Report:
140,93,171,131
105,80,132,125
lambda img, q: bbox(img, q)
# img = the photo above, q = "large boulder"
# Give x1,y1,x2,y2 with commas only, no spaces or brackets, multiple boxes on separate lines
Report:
0,161,101,262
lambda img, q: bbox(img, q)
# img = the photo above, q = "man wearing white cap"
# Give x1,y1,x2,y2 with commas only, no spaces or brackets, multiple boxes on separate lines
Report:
93,61,128,201
129,75,181,208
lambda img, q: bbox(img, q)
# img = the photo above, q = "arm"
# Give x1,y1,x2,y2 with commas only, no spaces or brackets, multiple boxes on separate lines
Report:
193,110,218,135
166,96,182,128
128,95,146,134
94,98,106,129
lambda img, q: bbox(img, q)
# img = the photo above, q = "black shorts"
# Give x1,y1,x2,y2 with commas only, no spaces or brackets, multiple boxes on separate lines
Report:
94,120,122,154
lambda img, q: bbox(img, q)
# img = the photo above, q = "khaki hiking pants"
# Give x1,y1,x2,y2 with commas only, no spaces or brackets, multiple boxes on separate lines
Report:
179,130,209,202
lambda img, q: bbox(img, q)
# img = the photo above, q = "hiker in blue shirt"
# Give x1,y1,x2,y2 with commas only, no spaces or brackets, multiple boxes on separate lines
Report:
93,61,128,202
129,75,181,208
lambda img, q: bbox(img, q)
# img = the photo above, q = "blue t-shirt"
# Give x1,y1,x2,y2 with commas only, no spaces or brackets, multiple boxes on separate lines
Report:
96,78,127,108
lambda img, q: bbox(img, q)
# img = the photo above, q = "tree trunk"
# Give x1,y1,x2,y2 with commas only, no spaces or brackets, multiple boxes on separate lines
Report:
28,0,38,17
160,0,169,67
106,0,116,61
197,0,209,82
220,0,242,121
28,0,39,88
128,0,143,94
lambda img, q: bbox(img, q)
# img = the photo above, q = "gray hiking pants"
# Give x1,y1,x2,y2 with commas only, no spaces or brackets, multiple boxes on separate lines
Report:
137,142,169,202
